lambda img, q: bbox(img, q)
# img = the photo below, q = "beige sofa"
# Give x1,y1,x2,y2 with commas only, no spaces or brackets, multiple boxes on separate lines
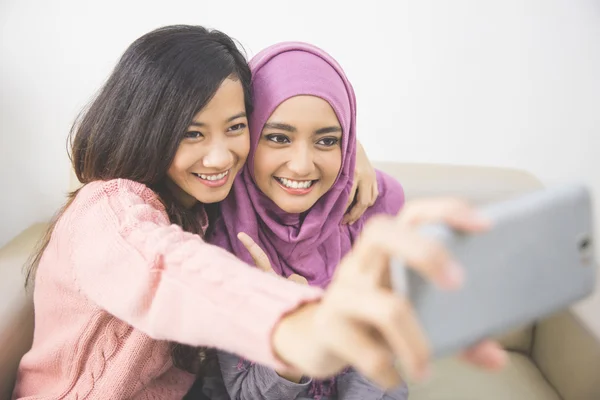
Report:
1,163,599,400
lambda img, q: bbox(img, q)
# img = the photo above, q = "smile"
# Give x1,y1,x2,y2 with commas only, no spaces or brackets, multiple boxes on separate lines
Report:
274,177,317,195
192,170,230,187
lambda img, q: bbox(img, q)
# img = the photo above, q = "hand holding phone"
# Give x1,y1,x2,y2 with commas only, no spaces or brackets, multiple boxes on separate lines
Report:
392,184,596,358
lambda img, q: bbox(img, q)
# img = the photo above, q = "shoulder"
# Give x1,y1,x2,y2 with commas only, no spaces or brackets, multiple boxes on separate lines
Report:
347,170,405,237
79,179,161,202
373,169,405,215
76,179,164,209
69,179,168,225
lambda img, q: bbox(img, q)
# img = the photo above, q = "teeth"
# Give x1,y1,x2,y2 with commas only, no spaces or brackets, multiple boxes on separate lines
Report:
279,178,313,189
197,170,229,181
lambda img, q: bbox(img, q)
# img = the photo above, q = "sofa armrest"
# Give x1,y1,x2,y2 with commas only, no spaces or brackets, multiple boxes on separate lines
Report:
372,162,544,205
532,310,600,400
0,224,47,400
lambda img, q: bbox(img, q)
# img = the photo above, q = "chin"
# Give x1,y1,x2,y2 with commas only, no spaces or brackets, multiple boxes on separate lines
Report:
195,187,232,204
276,201,315,214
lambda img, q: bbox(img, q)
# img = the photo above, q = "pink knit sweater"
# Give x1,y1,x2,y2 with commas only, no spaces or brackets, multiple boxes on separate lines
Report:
13,179,322,399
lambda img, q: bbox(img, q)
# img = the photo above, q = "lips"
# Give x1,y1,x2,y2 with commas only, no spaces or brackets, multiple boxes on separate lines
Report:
193,170,229,181
192,170,230,188
274,177,317,195
275,177,316,189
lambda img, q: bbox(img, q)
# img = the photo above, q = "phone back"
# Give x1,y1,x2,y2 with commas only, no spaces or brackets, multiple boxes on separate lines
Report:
391,184,596,358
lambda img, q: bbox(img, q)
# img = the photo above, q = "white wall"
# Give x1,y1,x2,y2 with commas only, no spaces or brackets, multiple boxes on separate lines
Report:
1,1,599,330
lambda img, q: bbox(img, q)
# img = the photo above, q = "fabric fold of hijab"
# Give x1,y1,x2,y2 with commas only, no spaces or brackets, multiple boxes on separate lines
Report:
212,42,357,288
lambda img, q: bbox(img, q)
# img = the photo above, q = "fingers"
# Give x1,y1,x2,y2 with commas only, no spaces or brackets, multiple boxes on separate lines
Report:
326,286,430,381
343,197,369,225
371,178,379,204
327,320,402,388
343,179,359,224
343,142,379,225
460,340,508,370
343,181,378,224
350,199,491,289
399,198,491,232
353,216,464,290
237,232,274,274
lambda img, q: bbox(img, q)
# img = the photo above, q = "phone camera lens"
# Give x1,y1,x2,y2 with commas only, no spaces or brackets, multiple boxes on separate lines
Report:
579,236,591,251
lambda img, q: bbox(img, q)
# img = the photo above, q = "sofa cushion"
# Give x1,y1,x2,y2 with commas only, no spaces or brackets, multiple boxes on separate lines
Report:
408,352,560,400
372,162,543,205
533,311,600,400
0,224,46,400
493,325,534,355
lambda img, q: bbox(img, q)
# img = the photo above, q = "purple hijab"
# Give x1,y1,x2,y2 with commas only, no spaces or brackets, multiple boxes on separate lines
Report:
212,42,402,289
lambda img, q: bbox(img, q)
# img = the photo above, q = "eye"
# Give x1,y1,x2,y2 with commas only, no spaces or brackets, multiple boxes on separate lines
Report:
265,134,291,144
184,131,204,140
317,137,340,147
228,123,247,133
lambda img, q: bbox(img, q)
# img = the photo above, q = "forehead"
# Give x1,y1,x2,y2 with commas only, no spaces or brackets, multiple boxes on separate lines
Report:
267,95,340,125
193,78,245,122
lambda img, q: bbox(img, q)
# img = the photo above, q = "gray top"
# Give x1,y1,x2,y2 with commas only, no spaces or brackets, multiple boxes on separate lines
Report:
189,350,409,399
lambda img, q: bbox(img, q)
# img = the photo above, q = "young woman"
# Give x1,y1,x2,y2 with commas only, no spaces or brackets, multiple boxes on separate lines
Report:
14,25,506,399
205,42,407,400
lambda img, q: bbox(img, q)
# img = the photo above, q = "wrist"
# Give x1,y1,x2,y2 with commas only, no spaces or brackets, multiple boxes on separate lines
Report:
272,300,319,371
275,368,305,383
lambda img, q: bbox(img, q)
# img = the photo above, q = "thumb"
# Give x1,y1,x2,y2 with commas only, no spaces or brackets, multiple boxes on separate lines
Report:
237,232,275,274
288,274,309,286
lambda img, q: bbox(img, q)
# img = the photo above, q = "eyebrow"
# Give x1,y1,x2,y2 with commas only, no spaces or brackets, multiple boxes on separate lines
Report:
263,122,296,133
315,126,342,135
264,122,342,135
189,112,247,127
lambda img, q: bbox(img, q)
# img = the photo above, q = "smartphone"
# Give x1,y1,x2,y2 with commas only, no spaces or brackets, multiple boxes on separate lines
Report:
390,184,596,358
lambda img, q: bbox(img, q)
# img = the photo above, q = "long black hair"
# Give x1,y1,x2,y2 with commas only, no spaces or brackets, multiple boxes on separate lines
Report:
25,24,253,375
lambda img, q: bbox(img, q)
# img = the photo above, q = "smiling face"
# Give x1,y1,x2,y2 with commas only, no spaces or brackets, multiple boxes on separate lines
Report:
167,77,250,207
252,95,343,214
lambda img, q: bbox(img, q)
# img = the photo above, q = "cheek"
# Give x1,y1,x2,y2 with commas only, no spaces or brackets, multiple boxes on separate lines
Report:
234,134,251,163
168,147,187,178
169,145,202,177
323,150,343,182
253,145,279,185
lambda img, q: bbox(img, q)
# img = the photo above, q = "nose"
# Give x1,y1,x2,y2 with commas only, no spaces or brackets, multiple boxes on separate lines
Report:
203,140,234,170
287,144,315,177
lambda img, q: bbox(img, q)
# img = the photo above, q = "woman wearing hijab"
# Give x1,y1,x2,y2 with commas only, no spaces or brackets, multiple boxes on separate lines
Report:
209,42,408,399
